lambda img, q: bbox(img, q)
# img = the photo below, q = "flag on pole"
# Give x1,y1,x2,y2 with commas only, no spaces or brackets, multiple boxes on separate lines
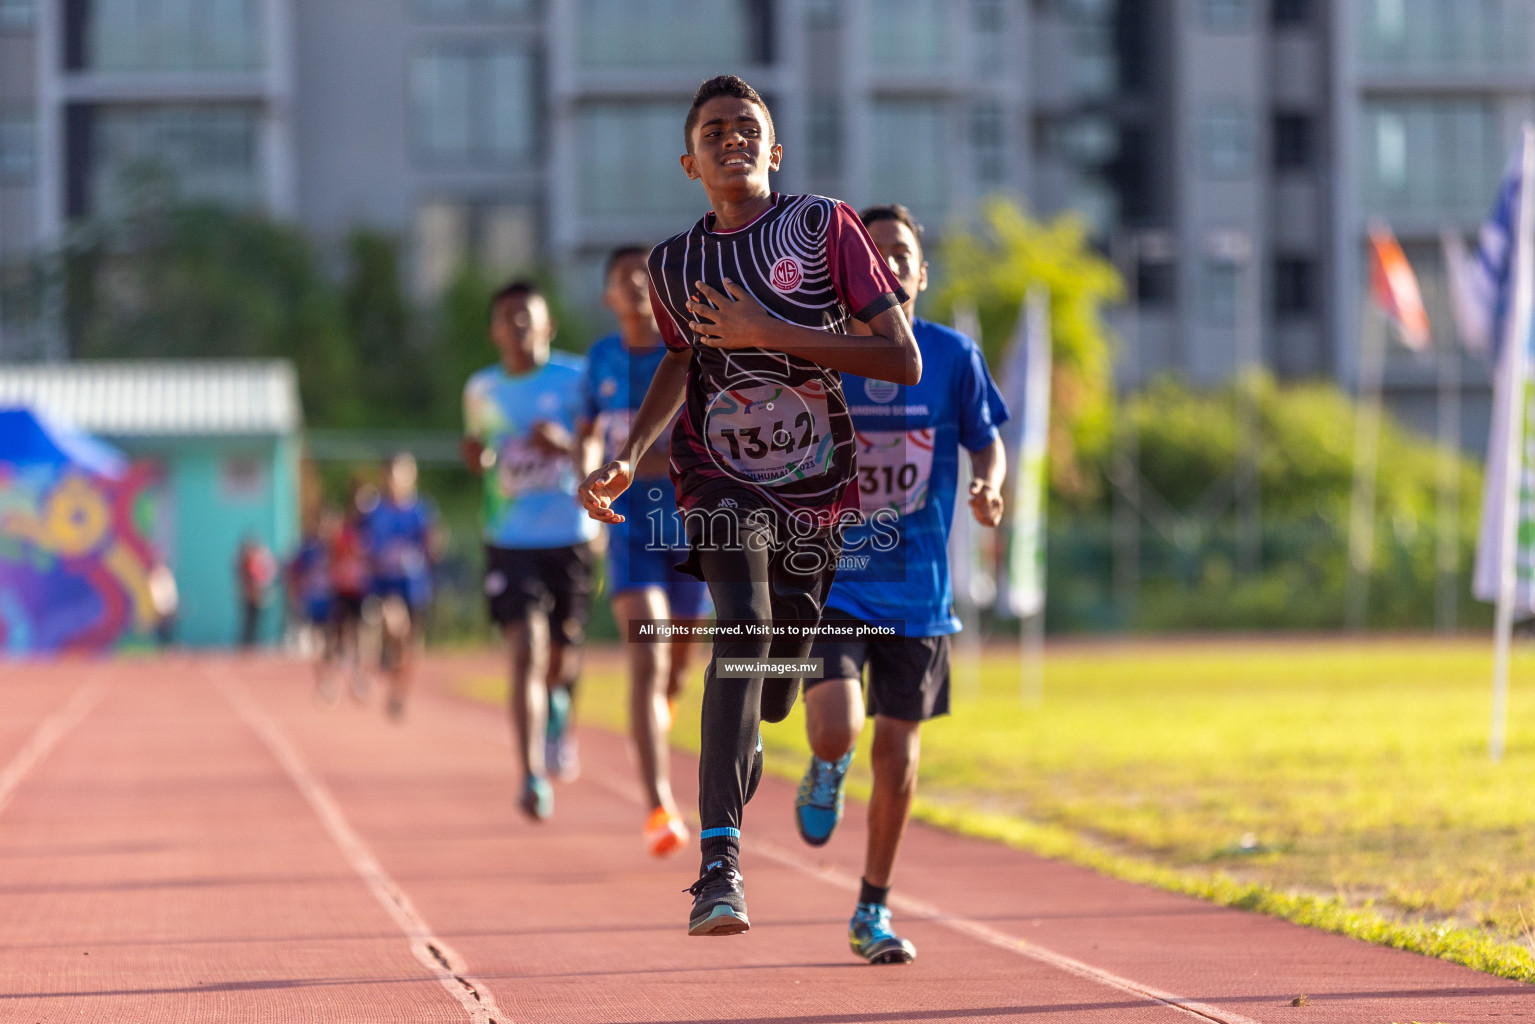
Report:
1445,153,1526,357
1479,126,1535,761
999,287,1052,618
1472,135,1535,609
1367,219,1431,352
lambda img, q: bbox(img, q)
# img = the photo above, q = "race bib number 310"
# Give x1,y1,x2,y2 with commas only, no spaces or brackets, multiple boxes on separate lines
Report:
855,429,935,516
705,381,833,486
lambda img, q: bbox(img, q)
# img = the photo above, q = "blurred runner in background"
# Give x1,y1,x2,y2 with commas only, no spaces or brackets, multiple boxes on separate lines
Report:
289,506,345,704
580,245,707,857
464,280,600,821
360,453,441,721
331,482,373,701
795,203,1008,964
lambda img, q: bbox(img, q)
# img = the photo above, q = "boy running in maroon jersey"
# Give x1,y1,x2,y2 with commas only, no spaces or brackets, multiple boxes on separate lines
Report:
579,75,920,935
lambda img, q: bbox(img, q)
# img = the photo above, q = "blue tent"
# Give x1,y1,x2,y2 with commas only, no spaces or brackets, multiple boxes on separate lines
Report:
0,407,127,478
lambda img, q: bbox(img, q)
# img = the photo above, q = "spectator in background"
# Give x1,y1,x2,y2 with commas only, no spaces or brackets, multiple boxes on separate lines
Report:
360,452,440,720
236,537,277,648
148,560,179,648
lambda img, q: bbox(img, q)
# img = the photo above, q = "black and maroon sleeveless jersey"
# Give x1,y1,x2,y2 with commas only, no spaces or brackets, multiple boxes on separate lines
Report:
647,193,907,528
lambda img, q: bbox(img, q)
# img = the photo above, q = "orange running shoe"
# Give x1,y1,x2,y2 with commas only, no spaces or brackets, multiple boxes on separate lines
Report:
644,806,689,857
663,697,679,732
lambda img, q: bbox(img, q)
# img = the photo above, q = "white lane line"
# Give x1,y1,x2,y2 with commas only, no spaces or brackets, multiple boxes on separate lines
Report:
432,696,1258,1024
436,697,1260,1024
216,673,507,1024
581,764,1261,1024
0,672,108,820
748,835,1263,1024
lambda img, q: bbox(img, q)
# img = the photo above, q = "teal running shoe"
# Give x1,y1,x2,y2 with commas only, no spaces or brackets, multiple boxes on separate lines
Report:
545,686,579,781
519,775,553,822
849,902,916,964
794,749,853,846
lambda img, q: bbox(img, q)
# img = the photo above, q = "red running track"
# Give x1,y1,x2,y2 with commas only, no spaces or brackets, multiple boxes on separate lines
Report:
0,654,1527,1023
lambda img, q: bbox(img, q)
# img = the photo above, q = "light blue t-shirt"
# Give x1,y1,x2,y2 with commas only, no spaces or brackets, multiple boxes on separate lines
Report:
826,318,1009,636
464,352,599,549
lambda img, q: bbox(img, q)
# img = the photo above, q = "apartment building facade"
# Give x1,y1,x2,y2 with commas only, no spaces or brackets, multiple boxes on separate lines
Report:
1,0,1534,451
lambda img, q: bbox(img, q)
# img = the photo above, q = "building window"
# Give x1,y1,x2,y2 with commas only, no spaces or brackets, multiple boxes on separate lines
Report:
871,101,949,218
1273,113,1313,171
1198,0,1252,32
970,0,1004,71
1361,99,1502,217
0,0,35,31
414,201,536,298
805,0,840,29
578,0,761,68
1359,0,1529,72
86,105,261,219
1136,260,1176,307
806,101,842,178
1274,257,1315,318
576,103,704,218
1200,260,1240,326
870,0,949,68
0,111,35,182
1198,106,1254,179
1272,0,1310,26
970,101,1005,187
415,0,534,18
76,0,264,72
410,44,537,167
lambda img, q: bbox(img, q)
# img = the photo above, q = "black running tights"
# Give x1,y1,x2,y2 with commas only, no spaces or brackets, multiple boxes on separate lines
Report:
695,515,839,837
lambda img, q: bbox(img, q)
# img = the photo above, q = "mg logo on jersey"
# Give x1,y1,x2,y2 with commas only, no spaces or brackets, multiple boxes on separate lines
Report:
770,257,802,293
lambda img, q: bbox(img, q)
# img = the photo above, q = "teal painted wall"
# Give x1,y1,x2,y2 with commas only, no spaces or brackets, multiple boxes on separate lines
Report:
113,434,299,647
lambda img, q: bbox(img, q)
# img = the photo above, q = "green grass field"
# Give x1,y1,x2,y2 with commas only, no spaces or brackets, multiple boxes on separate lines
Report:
456,636,1535,981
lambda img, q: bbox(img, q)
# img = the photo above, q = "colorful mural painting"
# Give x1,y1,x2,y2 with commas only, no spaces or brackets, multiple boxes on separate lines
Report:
0,409,163,654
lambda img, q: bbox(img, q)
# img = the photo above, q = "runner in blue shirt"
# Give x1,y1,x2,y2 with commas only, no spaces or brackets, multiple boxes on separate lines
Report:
796,204,1009,964
360,452,441,721
579,246,708,858
463,280,600,821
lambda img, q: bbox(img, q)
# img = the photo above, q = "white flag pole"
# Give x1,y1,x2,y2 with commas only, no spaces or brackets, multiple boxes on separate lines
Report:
951,300,985,702
1435,270,1462,635
1012,286,1052,704
1490,125,1535,762
1344,301,1388,631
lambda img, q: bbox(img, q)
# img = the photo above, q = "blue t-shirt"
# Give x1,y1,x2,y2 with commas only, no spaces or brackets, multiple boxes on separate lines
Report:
290,537,333,604
826,318,1009,636
464,352,599,549
582,333,681,529
361,497,436,584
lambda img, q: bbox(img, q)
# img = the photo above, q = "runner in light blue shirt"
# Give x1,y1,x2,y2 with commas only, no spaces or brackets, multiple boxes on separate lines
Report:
463,280,600,822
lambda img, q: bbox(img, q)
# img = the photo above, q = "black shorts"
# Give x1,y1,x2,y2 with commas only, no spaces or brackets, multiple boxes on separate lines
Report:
331,592,364,624
806,610,951,722
484,543,594,645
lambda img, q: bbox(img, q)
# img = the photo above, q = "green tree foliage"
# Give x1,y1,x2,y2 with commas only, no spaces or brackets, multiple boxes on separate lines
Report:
344,231,437,426
1058,374,1486,630
63,204,364,426
932,198,1123,499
